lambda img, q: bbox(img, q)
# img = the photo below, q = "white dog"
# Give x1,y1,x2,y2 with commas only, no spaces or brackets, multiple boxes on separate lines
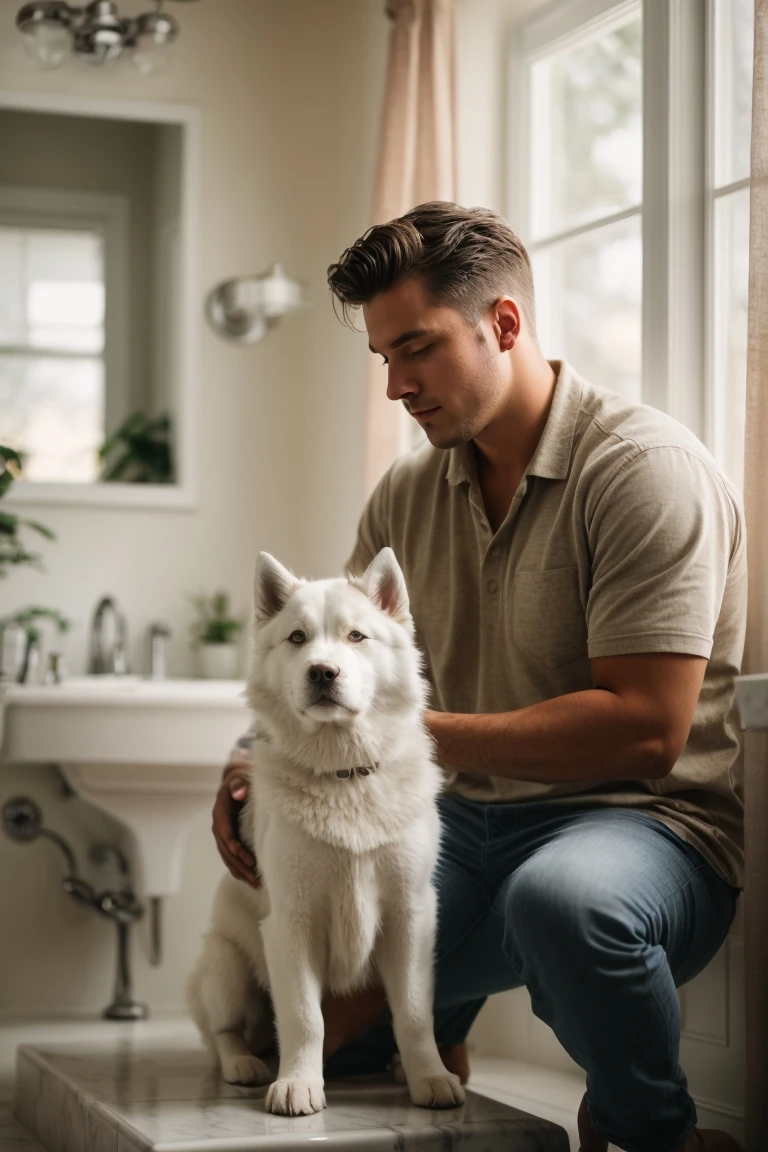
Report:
187,548,465,1117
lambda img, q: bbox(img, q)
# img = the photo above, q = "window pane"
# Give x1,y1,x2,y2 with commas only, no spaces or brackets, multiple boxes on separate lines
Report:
0,353,104,482
712,187,749,489
531,214,641,400
0,226,104,352
714,0,755,187
529,12,642,239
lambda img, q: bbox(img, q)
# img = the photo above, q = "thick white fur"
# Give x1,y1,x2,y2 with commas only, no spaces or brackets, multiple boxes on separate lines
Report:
187,548,464,1116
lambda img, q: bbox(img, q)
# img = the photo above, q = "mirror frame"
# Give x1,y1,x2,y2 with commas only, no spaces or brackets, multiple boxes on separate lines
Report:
0,89,201,510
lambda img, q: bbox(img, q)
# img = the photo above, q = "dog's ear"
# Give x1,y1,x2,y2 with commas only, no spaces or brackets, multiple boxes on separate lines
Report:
254,552,301,622
351,547,410,625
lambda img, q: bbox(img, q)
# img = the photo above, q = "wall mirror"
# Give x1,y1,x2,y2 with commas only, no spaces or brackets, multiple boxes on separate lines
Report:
0,91,200,508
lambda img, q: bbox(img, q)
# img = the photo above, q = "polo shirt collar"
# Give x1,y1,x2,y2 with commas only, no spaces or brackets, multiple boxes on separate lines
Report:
446,360,583,486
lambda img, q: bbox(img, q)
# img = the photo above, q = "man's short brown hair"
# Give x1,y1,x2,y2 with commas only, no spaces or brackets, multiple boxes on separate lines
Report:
326,201,537,335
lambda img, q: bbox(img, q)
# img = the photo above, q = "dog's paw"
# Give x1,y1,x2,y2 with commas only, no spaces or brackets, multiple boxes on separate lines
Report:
409,1073,465,1109
221,1054,272,1086
266,1078,326,1115
391,1052,407,1085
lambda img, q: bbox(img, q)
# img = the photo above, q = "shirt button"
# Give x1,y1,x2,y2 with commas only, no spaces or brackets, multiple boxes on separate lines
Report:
487,579,499,594
490,546,500,558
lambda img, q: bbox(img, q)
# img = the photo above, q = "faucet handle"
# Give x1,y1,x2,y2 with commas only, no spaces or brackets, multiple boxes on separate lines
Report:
147,621,171,680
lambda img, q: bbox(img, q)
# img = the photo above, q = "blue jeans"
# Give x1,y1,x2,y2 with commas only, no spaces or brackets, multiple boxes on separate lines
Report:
324,794,740,1152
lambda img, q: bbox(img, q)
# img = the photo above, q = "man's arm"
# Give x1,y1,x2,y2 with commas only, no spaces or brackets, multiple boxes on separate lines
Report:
426,652,707,783
213,727,259,886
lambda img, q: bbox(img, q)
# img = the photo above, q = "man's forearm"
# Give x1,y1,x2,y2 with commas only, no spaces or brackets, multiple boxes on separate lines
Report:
425,689,667,784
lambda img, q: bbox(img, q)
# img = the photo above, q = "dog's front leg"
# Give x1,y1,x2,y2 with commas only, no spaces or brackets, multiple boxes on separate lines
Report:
261,918,326,1116
376,891,465,1110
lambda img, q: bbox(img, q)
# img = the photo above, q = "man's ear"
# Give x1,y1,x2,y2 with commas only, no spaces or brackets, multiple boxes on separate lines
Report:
254,552,302,622
495,296,520,352
350,547,410,625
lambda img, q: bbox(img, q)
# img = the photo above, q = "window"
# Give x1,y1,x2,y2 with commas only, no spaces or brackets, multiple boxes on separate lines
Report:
512,0,755,489
0,224,106,482
527,7,643,401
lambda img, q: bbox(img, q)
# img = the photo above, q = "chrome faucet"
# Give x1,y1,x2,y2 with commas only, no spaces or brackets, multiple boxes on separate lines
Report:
88,596,130,675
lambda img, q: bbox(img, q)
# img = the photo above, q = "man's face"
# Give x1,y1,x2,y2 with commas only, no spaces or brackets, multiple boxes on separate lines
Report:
363,275,514,450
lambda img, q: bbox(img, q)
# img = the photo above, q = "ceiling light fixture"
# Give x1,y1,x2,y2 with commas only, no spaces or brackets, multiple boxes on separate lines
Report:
15,0,199,73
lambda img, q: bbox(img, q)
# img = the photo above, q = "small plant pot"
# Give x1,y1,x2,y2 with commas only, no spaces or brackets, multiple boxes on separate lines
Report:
197,642,241,680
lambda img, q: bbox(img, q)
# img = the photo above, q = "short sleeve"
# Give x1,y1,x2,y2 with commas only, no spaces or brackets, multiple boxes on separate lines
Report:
344,467,392,577
586,447,740,660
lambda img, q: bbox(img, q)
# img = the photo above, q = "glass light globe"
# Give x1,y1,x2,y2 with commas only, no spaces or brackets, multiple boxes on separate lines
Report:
20,20,69,69
130,38,169,75
128,10,176,75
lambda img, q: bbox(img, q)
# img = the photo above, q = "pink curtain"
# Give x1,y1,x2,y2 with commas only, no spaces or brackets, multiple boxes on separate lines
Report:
742,0,768,1146
363,0,458,497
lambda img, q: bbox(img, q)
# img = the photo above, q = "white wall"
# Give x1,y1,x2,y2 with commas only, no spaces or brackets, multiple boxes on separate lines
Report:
0,0,387,1017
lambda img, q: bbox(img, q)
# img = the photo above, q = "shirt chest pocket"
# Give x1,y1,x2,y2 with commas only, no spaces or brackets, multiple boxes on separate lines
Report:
511,567,588,669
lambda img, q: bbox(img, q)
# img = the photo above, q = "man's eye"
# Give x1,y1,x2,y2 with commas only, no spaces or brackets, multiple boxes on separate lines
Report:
348,630,366,643
288,630,306,644
409,345,432,357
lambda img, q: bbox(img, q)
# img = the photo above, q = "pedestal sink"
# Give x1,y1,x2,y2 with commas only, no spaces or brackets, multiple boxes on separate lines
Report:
0,676,251,898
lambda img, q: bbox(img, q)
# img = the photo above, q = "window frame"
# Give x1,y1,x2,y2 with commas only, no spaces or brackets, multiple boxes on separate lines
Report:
508,0,711,448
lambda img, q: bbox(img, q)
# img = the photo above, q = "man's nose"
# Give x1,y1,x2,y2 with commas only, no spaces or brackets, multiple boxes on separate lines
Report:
386,365,418,404
307,663,340,683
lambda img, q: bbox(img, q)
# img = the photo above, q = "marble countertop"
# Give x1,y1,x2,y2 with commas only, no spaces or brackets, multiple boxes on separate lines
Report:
12,1034,570,1152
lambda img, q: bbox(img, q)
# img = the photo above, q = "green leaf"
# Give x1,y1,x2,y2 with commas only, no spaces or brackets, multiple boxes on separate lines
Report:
23,519,56,541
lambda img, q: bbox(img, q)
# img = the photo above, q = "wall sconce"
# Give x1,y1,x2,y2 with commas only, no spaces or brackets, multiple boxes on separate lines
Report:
205,263,308,346
15,0,199,73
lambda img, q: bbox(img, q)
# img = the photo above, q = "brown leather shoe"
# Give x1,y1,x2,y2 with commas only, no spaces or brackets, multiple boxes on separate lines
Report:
577,1093,743,1152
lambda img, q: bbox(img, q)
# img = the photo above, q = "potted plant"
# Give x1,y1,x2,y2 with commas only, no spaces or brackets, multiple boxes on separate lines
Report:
0,446,56,579
190,590,243,679
0,446,68,684
98,411,173,484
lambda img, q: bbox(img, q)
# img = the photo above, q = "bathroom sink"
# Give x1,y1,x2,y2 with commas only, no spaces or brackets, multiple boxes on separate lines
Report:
0,676,251,897
0,675,249,765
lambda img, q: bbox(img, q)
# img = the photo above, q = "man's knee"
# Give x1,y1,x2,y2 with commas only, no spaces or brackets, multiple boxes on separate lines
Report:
501,854,641,981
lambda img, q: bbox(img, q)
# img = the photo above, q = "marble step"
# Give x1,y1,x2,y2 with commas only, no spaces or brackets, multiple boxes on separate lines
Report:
14,1040,570,1152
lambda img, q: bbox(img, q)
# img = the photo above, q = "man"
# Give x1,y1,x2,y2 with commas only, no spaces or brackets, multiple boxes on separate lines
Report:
212,203,745,1152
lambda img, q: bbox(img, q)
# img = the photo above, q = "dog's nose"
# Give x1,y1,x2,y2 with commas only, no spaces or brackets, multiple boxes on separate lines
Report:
307,663,340,683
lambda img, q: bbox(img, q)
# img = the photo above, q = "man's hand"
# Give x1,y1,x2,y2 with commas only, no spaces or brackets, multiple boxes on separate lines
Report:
212,765,260,886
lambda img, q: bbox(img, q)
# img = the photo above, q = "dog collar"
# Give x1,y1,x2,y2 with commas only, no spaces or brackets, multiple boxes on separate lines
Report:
335,765,378,779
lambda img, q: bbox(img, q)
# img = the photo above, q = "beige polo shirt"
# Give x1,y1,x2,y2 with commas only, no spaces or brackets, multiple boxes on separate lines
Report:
346,361,747,888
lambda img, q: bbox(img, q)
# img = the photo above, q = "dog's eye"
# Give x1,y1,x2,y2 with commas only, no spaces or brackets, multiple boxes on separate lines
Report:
288,630,306,644
348,630,366,643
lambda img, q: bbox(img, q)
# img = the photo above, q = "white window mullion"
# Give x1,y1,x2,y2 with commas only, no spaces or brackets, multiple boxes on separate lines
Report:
641,0,706,434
